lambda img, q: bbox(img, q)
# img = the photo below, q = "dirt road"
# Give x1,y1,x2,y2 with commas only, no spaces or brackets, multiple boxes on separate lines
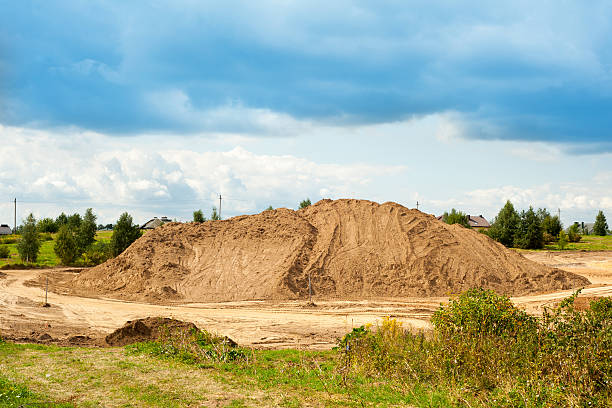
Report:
1,250,610,349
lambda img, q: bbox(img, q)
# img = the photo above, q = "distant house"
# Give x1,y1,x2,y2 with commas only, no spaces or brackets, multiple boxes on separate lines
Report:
0,224,12,235
141,216,172,230
437,214,491,231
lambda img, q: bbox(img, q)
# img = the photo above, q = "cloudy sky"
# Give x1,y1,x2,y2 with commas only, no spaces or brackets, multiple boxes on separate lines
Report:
1,1,611,226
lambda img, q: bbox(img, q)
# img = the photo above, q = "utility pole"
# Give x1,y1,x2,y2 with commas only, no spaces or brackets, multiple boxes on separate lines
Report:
308,273,312,303
558,208,561,219
218,194,222,220
14,198,16,234
416,201,419,210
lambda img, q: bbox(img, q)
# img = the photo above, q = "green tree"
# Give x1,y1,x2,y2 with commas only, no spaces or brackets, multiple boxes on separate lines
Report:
54,225,80,265
593,210,608,236
193,209,205,223
77,208,97,252
299,198,311,209
210,207,221,221
266,205,274,211
110,213,142,257
16,213,40,263
567,223,582,243
55,212,68,227
514,207,544,249
36,217,58,233
67,213,82,230
487,200,520,247
557,230,568,250
441,208,471,228
538,208,562,238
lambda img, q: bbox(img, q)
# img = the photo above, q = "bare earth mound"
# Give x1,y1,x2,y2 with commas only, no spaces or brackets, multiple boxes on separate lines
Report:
105,317,198,346
73,199,589,302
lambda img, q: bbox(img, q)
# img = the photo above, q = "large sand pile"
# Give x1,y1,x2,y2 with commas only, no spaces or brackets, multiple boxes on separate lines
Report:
73,199,589,302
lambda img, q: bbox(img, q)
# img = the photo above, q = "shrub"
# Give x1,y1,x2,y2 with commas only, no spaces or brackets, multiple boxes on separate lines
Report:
0,236,18,245
81,241,112,266
36,217,58,233
0,245,10,258
431,288,536,337
338,288,610,407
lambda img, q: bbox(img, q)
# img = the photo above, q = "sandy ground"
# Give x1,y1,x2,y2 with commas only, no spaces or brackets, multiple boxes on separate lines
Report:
1,250,610,350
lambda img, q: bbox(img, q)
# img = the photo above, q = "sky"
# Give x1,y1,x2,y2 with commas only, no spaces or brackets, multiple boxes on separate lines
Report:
0,1,611,226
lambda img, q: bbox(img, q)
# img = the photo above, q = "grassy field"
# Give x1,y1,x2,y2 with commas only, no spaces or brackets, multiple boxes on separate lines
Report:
0,341,452,407
543,234,612,251
0,231,113,268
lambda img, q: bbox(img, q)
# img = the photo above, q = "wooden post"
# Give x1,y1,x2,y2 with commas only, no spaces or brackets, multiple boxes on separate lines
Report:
45,276,48,305
308,274,312,303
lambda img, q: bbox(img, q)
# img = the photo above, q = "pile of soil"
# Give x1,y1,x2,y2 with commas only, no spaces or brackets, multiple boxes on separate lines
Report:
73,199,589,302
105,317,199,346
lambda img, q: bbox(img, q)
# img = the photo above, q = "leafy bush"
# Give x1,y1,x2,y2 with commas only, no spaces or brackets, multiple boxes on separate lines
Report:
127,325,244,365
82,241,112,266
0,245,10,258
557,229,568,250
338,288,610,407
431,288,536,337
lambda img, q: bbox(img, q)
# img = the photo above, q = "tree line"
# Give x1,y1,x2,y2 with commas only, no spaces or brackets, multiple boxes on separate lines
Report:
443,202,609,249
12,210,142,266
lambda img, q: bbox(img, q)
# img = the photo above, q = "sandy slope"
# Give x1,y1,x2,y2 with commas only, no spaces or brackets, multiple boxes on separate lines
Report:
72,199,588,302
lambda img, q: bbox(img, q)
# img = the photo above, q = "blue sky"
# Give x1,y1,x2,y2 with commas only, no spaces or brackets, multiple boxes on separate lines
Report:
0,1,611,225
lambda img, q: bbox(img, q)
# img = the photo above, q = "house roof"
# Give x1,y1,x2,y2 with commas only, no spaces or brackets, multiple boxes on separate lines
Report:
141,217,172,229
0,224,12,235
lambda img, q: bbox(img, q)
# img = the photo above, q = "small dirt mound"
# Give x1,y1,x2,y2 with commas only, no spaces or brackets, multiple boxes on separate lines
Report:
105,317,198,346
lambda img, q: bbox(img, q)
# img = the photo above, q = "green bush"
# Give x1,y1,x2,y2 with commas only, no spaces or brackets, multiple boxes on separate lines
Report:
441,208,471,228
431,288,536,337
568,222,582,243
82,241,112,266
338,288,610,407
0,245,10,258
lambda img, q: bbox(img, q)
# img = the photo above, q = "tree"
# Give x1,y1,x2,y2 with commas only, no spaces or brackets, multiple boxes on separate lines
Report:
193,209,205,223
77,208,97,252
299,198,311,209
54,225,80,265
110,213,142,257
266,205,274,211
441,209,470,228
557,230,568,250
567,223,582,243
593,210,608,236
67,213,82,230
16,213,40,263
514,207,544,249
37,217,58,233
55,212,68,227
537,208,562,238
487,201,520,248
210,207,221,221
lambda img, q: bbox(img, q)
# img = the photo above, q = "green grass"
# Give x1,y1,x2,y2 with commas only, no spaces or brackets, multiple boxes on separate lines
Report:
0,231,112,268
543,234,612,251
